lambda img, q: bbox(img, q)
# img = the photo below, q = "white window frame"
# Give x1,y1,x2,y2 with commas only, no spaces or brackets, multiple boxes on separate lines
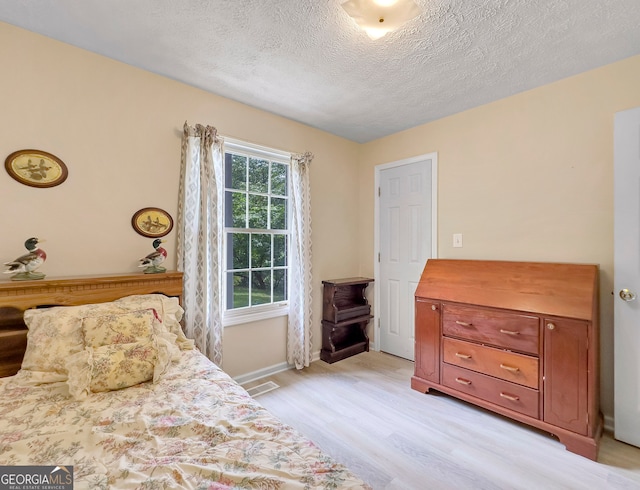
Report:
222,138,291,327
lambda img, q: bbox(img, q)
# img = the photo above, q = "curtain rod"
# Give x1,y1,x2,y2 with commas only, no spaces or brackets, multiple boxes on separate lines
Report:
222,134,310,160
183,123,310,160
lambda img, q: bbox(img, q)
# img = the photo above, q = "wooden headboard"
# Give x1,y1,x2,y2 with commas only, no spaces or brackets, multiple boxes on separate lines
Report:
0,271,183,377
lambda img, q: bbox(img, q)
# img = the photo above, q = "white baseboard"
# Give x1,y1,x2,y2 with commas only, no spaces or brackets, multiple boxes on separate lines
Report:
603,413,614,433
235,350,321,385
234,361,291,385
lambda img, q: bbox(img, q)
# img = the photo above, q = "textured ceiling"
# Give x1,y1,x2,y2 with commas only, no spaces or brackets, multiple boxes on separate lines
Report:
1,0,640,143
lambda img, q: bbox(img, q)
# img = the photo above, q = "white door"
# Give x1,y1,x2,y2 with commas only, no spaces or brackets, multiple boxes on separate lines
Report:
614,106,640,448
377,156,436,360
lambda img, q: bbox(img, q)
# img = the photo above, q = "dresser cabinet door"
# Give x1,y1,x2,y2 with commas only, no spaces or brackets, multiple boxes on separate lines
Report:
415,299,440,382
543,318,589,435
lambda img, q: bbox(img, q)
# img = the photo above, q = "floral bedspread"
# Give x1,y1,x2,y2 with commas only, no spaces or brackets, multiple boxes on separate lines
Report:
0,350,369,489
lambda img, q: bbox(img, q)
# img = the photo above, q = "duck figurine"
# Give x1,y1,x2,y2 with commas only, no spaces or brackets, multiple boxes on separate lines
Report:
138,239,167,274
3,237,47,281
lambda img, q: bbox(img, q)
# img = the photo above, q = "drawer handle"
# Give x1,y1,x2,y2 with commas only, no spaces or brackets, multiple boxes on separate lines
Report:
500,363,520,373
499,392,520,401
456,320,472,327
455,377,472,385
499,329,520,336
455,352,472,359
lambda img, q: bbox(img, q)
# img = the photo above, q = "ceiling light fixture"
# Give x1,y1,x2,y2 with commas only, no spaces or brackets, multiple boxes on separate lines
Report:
341,0,421,40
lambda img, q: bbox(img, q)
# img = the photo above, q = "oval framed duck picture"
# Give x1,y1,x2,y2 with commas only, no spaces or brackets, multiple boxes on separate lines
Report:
131,207,174,238
5,149,68,188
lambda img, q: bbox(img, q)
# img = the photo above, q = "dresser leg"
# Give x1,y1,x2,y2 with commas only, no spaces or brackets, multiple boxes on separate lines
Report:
411,376,433,393
553,414,603,461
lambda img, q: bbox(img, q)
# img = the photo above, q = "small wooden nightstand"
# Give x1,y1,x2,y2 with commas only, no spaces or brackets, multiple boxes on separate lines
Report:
321,277,374,363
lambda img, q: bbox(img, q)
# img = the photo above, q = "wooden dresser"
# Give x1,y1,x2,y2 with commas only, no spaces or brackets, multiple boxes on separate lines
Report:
411,259,602,460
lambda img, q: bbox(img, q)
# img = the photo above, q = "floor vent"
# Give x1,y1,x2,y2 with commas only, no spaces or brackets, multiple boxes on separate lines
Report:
246,381,280,397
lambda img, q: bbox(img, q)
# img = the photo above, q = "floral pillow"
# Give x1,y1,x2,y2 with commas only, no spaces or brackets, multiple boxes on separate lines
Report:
92,342,156,392
15,306,87,385
13,295,187,387
114,294,194,350
66,310,176,400
81,308,157,347
66,342,159,399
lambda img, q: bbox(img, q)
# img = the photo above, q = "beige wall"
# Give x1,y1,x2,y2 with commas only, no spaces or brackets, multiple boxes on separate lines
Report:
0,22,361,377
359,54,640,422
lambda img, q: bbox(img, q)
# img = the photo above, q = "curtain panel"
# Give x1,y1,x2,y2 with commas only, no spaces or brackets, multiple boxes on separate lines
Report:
288,152,314,369
177,122,224,365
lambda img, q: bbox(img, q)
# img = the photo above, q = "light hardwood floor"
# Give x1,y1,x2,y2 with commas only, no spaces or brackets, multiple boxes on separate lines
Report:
244,351,640,490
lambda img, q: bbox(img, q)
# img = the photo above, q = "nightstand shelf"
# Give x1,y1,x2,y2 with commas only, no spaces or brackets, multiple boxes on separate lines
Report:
321,278,374,363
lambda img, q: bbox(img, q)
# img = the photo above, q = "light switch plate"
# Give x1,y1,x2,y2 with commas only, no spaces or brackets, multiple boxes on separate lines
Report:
453,233,463,248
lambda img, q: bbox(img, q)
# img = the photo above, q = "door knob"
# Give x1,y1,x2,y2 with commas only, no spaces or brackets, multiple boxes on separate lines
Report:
619,289,637,302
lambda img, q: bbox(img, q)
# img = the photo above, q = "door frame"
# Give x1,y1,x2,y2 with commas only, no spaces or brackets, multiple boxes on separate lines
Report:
373,152,438,352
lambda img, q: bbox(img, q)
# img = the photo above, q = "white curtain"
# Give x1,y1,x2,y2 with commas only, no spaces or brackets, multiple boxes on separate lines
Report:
287,152,314,369
176,122,224,365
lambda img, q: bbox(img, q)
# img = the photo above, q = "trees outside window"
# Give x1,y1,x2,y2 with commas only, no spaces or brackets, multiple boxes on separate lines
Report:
223,143,289,322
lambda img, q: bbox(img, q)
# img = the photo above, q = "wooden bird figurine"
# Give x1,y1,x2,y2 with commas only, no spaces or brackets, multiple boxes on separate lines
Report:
139,239,167,274
3,237,47,281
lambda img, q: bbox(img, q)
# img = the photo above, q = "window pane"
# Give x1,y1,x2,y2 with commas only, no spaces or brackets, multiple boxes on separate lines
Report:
271,163,288,196
251,271,271,306
248,194,268,228
274,269,287,302
223,147,290,315
248,157,269,193
271,197,287,230
227,233,249,269
225,191,246,228
274,235,287,267
251,234,271,269
225,153,247,190
227,271,249,309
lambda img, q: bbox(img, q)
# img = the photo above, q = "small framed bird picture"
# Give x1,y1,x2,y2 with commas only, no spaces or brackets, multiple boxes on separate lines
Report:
131,207,174,238
4,149,69,188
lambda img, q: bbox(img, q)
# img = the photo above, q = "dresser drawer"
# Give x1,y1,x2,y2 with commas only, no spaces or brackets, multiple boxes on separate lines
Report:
443,337,539,389
442,364,540,419
442,304,540,355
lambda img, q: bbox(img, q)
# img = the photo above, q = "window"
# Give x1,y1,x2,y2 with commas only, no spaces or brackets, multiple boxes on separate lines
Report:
223,139,290,325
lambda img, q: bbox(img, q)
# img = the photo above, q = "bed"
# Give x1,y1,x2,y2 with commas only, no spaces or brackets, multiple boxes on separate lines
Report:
0,272,369,489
